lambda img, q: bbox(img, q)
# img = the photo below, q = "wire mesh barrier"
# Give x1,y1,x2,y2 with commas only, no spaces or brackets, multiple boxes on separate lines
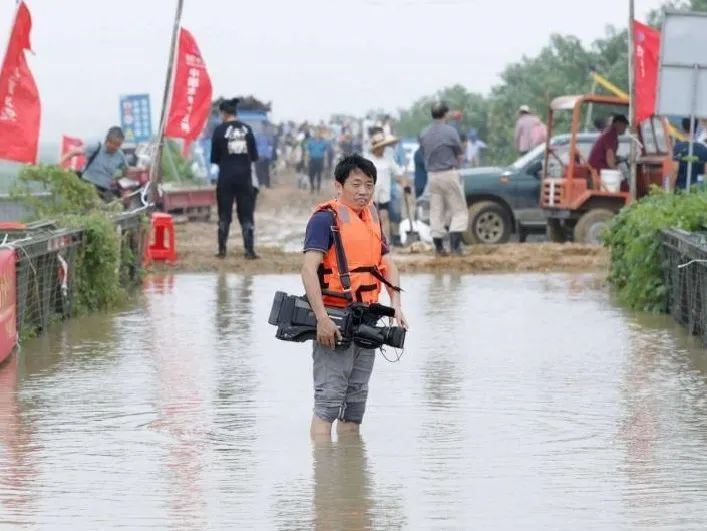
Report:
661,229,707,345
111,210,148,285
0,211,147,339
5,224,83,339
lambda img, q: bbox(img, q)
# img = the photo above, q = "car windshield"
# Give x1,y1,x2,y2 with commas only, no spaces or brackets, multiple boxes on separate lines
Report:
510,144,545,170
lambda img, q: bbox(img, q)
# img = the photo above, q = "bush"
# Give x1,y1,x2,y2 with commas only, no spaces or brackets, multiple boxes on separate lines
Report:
604,188,707,312
61,212,126,313
11,164,104,217
10,164,139,314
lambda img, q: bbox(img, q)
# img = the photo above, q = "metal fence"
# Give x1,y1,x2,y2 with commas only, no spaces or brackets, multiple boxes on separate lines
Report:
1,211,147,339
112,210,148,285
5,223,83,338
661,228,707,345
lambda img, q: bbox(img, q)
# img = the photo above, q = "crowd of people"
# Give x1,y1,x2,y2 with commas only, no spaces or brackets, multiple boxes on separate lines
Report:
242,110,496,254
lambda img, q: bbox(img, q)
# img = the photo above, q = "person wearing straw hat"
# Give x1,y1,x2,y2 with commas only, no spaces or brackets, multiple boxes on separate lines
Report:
515,104,547,155
368,130,406,244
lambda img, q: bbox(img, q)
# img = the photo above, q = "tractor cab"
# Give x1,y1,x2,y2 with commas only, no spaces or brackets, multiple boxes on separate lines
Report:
540,94,672,244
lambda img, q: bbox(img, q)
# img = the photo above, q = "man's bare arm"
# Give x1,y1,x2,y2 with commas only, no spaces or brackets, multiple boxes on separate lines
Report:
59,147,83,166
302,250,341,348
381,254,401,307
301,251,328,321
381,254,408,328
606,148,616,169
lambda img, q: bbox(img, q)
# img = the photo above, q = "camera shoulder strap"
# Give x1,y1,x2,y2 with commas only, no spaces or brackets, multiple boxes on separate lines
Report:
326,207,353,302
84,142,102,172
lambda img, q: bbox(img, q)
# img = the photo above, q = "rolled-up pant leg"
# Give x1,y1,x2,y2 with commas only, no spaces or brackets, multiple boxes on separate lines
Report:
341,347,375,423
312,343,375,424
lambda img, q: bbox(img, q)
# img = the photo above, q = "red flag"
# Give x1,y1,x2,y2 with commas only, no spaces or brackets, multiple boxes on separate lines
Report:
633,21,660,124
59,135,85,171
164,28,212,142
0,2,40,164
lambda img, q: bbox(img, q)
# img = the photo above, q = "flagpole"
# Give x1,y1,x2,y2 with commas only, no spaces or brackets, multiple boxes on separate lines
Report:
628,0,637,201
149,0,184,201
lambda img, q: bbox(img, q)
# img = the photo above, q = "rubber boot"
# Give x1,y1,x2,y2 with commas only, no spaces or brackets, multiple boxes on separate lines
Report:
449,232,464,256
216,221,230,258
242,225,260,260
433,238,448,257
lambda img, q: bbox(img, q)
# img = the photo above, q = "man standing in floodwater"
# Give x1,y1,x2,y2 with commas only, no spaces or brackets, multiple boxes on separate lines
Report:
301,154,408,439
210,98,260,259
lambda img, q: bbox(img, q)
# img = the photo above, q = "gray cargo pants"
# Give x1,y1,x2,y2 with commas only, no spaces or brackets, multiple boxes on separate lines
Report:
312,341,375,424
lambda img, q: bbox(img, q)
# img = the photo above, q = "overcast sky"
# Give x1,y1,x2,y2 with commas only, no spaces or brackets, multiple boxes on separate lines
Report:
0,0,666,141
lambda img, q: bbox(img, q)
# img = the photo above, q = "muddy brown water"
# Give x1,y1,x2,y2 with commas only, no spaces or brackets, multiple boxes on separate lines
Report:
0,273,705,530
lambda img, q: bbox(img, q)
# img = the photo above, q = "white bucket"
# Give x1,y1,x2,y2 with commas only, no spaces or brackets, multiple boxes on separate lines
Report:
600,169,622,193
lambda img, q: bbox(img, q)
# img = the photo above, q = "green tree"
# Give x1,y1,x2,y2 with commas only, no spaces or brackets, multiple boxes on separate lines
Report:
397,85,488,141
396,0,706,166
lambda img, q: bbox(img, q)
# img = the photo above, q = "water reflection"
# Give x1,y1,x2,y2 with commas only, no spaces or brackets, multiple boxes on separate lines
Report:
620,309,707,528
312,433,373,530
0,273,705,529
0,354,36,525
145,278,210,531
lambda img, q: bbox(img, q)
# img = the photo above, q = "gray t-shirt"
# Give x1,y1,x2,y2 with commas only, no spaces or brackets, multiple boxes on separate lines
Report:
82,143,127,189
420,121,462,172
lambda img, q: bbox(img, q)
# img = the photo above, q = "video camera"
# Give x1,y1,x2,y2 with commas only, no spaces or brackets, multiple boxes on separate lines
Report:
268,291,406,350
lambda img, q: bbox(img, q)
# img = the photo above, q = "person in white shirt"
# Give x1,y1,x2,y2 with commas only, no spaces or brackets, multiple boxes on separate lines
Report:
465,128,487,167
368,131,405,243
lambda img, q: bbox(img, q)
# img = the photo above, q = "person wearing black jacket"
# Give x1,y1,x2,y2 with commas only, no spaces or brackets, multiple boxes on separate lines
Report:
210,98,259,259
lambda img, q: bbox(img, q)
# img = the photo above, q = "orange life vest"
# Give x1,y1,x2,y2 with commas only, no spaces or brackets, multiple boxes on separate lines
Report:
314,199,386,308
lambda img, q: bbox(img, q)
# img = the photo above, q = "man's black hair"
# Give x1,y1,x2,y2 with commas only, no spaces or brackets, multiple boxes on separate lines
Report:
612,114,629,125
682,117,695,133
431,101,449,120
334,154,377,185
106,126,125,141
219,97,240,116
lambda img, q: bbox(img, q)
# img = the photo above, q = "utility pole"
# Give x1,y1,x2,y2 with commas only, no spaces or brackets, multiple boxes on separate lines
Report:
628,0,637,201
149,0,184,202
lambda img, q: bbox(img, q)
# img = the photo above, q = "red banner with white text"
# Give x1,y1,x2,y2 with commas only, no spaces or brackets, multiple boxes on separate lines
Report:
0,2,40,164
633,21,661,124
164,28,212,142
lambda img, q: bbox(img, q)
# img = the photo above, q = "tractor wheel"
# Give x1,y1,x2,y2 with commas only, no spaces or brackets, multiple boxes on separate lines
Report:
546,218,566,243
463,201,512,245
573,208,615,245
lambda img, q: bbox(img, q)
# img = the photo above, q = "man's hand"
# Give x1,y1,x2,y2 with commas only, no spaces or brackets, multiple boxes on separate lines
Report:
392,305,409,330
316,315,342,349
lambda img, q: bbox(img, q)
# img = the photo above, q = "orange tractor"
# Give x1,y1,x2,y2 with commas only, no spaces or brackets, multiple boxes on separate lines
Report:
540,94,673,243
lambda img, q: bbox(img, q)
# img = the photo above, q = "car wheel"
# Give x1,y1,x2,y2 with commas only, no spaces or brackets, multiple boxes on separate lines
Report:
574,208,615,245
464,201,511,245
546,218,566,243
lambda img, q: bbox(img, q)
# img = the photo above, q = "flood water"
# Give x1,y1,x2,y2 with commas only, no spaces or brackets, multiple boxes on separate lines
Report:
1,273,706,530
